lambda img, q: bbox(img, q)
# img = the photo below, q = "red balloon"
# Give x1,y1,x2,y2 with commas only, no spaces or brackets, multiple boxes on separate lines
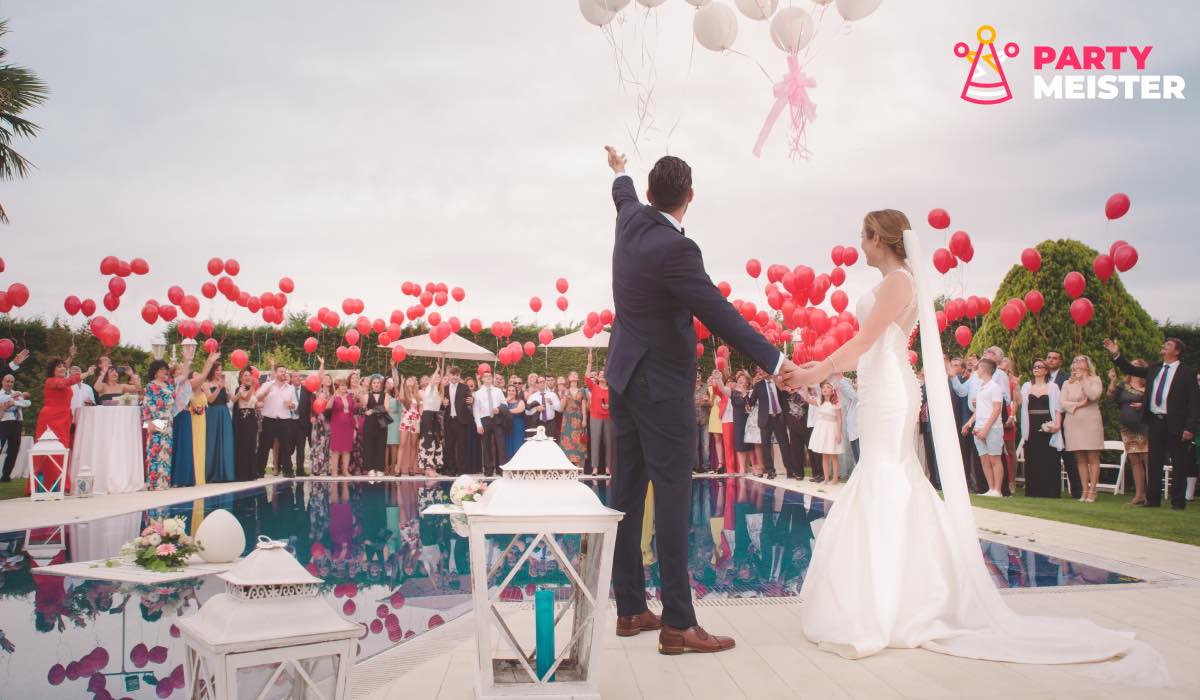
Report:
181,295,200,318
206,257,223,276
107,277,126,297
178,320,199,339
434,291,448,307
1020,248,1041,273
3,283,28,308
932,248,954,274
345,329,360,346
428,312,442,328
1093,254,1115,281
203,338,219,354
348,345,361,363
451,287,465,302
1113,245,1138,272
392,345,407,363
167,285,184,305
831,245,845,267
717,281,731,298
556,277,569,294
336,346,349,362
948,231,972,260
99,256,119,275
965,296,980,318
224,258,240,276
230,349,248,369
102,292,120,312
159,303,177,321
978,297,991,315
312,398,328,415
556,296,568,312
468,318,482,334
99,324,120,348
745,259,762,278
1063,271,1086,299
64,295,82,315
1109,240,1129,258
1070,297,1095,326
1105,193,1130,220
325,310,341,327
247,296,261,313
954,325,973,348
417,292,433,308
842,246,859,266
355,316,371,336
1000,303,1023,331
792,266,814,292
304,374,320,393
141,305,159,324
958,245,974,263
601,309,614,325
935,310,948,333
304,337,318,354
523,341,536,357
131,257,150,275
536,327,551,346
1024,290,1045,315
830,290,849,313
927,208,950,230
279,277,294,293
201,281,217,299
829,267,846,287
809,309,830,335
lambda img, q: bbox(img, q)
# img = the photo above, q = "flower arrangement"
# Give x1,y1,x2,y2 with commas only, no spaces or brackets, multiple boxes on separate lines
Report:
118,517,203,572
449,475,487,506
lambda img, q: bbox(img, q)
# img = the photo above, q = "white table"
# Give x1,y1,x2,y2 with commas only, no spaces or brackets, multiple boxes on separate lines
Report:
72,405,145,495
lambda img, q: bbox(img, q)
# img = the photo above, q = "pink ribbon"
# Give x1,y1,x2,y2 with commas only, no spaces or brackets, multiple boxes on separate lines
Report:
752,54,817,159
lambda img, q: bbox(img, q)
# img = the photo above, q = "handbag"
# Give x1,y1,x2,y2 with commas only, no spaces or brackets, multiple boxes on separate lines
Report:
375,411,394,430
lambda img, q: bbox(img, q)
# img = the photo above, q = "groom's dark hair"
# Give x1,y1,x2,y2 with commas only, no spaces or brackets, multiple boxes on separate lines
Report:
648,156,692,211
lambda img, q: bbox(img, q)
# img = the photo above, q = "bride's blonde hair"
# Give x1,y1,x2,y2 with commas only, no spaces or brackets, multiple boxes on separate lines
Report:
863,210,911,260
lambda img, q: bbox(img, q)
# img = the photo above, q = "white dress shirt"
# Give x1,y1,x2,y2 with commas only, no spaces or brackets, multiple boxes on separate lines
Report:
421,385,442,411
256,380,296,420
0,390,30,422
525,390,561,421
71,383,96,410
835,378,860,442
1150,360,1179,415
446,382,466,418
473,386,507,429
951,368,1011,411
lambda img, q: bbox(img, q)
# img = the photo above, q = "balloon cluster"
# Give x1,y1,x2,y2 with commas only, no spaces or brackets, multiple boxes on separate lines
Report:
928,210,974,274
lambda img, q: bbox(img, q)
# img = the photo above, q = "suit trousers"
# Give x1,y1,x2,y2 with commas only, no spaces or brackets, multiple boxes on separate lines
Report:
1146,417,1194,508
257,417,294,477
759,413,795,477
784,415,809,478
610,369,697,630
292,419,308,476
0,420,22,480
479,418,505,476
589,417,614,474
444,418,469,476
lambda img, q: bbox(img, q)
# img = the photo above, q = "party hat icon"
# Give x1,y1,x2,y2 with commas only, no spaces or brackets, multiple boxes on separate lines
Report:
954,25,1020,105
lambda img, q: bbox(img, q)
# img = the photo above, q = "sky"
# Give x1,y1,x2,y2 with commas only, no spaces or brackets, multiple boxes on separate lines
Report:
1,0,1197,348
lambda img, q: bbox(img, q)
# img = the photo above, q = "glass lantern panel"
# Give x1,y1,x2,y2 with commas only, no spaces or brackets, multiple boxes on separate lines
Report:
234,653,340,700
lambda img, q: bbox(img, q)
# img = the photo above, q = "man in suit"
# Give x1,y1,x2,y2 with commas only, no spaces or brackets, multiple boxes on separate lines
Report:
1104,337,1200,509
0,372,31,482
603,146,801,655
783,387,811,479
523,375,561,439
748,368,796,479
1046,350,1083,499
441,366,473,476
291,371,312,476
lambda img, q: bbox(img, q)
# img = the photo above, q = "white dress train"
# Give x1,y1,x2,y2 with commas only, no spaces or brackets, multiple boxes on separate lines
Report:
798,231,1170,687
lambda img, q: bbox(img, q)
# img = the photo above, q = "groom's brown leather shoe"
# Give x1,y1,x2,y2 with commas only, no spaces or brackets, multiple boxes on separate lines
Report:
616,610,662,637
657,625,736,655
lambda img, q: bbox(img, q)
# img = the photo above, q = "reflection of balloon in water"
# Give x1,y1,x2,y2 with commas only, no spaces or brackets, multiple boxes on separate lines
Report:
836,0,882,22
735,0,778,21
769,6,814,52
693,2,739,52
578,0,616,26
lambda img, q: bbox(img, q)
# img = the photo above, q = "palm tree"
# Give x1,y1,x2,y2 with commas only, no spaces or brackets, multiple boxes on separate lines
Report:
0,18,49,224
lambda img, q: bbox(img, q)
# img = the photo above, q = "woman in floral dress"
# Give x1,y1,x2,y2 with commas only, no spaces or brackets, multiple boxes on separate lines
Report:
348,372,366,475
142,360,176,491
398,376,422,475
559,371,588,467
310,361,332,476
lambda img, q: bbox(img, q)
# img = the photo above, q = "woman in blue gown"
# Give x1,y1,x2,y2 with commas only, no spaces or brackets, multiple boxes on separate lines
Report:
203,361,236,482
503,385,526,463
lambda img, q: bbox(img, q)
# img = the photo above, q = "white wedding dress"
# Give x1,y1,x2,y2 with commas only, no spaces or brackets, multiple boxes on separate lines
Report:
798,230,1170,686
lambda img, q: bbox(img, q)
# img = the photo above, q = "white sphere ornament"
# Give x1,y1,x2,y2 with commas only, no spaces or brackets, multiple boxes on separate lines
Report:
595,0,632,10
769,7,815,52
693,2,739,52
578,0,617,27
636,0,669,6
813,0,833,5
734,0,777,20
195,509,246,563
685,0,713,8
836,0,882,22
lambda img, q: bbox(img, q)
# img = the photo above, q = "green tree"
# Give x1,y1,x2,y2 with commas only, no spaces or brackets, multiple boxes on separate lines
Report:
0,18,50,223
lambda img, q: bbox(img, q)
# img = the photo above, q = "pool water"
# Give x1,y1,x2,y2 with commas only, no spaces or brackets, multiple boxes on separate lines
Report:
0,478,1138,698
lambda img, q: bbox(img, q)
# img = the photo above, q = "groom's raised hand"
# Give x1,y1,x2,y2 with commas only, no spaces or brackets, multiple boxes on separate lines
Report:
605,145,627,174
776,359,805,391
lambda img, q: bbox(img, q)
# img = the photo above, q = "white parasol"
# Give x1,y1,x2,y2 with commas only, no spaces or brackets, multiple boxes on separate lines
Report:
544,329,610,349
380,333,498,361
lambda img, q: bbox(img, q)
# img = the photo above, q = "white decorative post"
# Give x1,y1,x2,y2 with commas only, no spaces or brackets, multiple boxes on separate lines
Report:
177,537,361,700
28,428,69,502
435,426,623,700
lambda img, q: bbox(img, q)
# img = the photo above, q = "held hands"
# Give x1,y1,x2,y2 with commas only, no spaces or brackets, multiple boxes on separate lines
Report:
604,145,627,174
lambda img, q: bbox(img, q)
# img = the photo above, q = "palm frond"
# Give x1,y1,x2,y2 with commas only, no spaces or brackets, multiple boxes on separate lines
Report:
0,201,8,225
0,142,33,180
0,65,50,113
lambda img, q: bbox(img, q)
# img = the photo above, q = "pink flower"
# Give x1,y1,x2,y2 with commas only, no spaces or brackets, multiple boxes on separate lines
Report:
151,521,166,537
142,527,155,537
155,543,177,557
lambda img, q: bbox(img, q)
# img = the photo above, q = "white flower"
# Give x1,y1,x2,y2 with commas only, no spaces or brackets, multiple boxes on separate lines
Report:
147,533,162,546
164,518,184,537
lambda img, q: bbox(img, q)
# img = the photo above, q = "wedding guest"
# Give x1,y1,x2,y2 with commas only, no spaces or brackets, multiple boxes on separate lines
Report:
202,360,235,483
749,367,795,479
706,371,725,472
504,385,526,460
585,351,614,475
465,375,483,474
560,371,588,468
711,370,736,474
310,361,332,477
948,356,988,493
784,384,811,479
917,374,940,488
1105,337,1200,509
142,359,176,491
805,381,842,484
1108,361,1149,505
1018,360,1063,498
442,366,473,476
69,364,98,410
93,365,140,403
744,375,763,476
963,358,1005,497
730,371,753,475
693,371,712,474
171,352,218,488
524,375,560,438
255,364,298,478
362,374,389,473
329,378,357,477
294,370,314,475
473,371,508,476
1060,355,1105,503
348,371,365,475
524,372,539,400
833,374,860,464
232,368,259,480
386,375,404,475
0,373,30,482
1045,349,1083,499
398,376,421,475
418,368,444,476
998,357,1021,495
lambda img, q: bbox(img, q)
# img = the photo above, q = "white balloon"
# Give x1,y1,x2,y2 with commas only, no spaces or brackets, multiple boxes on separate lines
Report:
685,0,712,7
595,0,632,10
693,2,739,52
813,0,833,5
579,0,617,27
734,0,777,20
769,6,814,53
835,0,882,22
636,0,669,6
195,509,246,564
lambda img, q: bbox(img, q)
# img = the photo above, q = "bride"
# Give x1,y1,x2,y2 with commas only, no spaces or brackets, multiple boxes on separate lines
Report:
783,210,1169,685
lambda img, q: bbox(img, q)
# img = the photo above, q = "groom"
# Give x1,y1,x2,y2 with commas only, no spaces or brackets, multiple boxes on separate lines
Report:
604,146,801,654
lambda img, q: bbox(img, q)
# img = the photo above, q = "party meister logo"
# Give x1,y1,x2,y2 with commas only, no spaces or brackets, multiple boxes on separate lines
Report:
953,25,1186,104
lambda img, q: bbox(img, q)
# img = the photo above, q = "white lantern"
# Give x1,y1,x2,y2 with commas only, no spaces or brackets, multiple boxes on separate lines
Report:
29,428,69,502
177,537,361,700
434,427,623,700
73,462,94,498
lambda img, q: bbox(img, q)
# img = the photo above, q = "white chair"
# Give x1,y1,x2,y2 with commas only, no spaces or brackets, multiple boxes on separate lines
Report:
1095,440,1127,495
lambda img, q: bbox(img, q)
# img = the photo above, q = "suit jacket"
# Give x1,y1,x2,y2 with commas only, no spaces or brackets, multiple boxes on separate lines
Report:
441,382,474,425
748,380,790,428
606,175,780,400
1112,355,1200,438
297,386,314,424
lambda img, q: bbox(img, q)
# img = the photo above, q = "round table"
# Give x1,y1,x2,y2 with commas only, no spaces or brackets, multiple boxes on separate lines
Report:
72,405,145,494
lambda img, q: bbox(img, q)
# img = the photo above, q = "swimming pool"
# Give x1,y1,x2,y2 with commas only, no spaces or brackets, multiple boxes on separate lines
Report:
0,478,1139,698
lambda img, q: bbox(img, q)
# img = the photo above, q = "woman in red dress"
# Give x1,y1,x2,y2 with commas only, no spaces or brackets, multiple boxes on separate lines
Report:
29,354,82,495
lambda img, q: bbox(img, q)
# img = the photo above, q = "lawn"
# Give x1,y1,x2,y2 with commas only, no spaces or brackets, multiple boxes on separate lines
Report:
0,478,28,501
969,488,1200,547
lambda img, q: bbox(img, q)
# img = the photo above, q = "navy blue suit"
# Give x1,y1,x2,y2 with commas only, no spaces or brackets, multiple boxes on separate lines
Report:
607,174,782,629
